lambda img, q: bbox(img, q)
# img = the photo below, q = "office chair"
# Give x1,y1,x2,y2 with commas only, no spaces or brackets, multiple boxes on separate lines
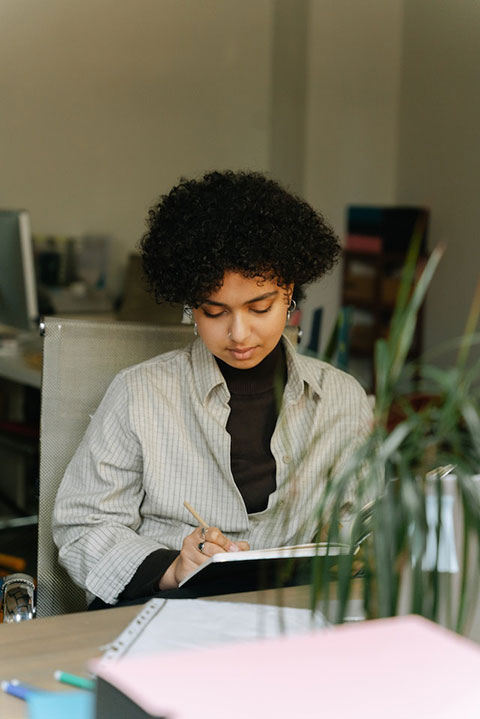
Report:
37,317,299,617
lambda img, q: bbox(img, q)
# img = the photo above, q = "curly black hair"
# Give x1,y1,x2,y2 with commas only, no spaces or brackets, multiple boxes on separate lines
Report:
140,170,340,306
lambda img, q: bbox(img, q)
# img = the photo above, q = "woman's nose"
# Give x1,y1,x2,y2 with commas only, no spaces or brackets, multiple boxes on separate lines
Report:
228,313,250,344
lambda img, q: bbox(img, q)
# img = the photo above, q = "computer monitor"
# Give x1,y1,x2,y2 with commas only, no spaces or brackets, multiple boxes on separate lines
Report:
0,210,39,331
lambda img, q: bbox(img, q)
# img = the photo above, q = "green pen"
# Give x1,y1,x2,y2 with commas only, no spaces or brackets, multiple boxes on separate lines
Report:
54,670,95,691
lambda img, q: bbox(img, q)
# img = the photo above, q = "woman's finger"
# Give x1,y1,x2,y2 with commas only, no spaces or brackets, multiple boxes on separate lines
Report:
196,539,250,557
196,540,229,558
203,526,239,553
236,541,250,551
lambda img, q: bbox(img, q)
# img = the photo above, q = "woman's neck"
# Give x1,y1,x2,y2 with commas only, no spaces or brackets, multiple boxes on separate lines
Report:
215,341,286,395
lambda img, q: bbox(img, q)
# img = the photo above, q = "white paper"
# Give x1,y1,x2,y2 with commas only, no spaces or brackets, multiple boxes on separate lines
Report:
100,598,328,664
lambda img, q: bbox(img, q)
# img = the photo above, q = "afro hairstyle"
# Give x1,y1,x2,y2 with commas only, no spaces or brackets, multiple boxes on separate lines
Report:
140,170,340,306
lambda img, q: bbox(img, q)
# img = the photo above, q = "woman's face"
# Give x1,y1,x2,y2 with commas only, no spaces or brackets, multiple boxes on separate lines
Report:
192,271,293,370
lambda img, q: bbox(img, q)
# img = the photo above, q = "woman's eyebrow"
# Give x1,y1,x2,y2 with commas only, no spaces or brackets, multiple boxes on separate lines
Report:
203,291,278,308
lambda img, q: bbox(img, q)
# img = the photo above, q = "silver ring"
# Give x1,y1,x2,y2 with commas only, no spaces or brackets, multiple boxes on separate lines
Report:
200,527,207,540
198,541,206,553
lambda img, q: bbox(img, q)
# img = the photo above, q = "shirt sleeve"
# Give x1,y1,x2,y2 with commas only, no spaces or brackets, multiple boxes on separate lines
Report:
52,371,175,605
326,377,377,540
118,548,180,601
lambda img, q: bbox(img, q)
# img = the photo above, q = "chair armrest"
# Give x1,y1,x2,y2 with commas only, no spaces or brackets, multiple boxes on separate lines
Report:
1,573,36,622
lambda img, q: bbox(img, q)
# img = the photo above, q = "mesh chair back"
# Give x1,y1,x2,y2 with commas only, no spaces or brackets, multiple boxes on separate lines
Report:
38,318,298,616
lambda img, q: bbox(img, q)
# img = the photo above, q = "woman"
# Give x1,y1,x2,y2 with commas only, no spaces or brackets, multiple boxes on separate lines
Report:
53,170,372,607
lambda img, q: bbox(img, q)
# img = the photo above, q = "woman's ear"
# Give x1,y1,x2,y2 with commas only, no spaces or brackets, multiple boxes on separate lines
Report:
286,283,295,306
286,285,296,321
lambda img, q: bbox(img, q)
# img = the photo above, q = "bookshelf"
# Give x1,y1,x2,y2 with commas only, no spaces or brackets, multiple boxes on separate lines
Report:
342,206,429,392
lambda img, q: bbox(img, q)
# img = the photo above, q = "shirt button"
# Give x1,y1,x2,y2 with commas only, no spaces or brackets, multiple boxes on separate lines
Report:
283,455,291,464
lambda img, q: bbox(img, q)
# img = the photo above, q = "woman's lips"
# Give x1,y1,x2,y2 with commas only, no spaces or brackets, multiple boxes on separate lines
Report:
228,346,257,360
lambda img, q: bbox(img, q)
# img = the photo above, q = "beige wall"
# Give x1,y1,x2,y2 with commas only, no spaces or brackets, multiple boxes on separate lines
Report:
3,0,476,356
0,0,274,292
302,0,404,349
269,0,308,195
0,0,404,340
397,0,480,356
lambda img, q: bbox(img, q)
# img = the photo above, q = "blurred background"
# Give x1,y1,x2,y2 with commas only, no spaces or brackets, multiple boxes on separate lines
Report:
1,0,479,361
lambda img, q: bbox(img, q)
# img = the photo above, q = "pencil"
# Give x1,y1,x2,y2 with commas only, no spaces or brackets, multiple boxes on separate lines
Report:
54,670,95,691
183,501,209,528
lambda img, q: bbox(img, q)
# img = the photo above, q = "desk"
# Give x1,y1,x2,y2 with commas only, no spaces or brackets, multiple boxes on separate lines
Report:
0,605,138,717
0,348,42,390
0,314,116,391
0,316,115,520
0,586,315,719
0,336,42,521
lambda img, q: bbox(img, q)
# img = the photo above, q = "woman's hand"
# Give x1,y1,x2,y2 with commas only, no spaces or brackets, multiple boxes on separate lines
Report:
159,526,250,590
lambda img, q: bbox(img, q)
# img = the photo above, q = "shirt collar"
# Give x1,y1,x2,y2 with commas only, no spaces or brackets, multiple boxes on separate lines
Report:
191,338,227,403
281,334,324,403
191,334,324,404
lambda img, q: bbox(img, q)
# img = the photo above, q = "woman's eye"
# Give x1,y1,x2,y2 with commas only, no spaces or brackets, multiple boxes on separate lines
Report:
250,306,272,314
202,309,225,318
201,305,272,317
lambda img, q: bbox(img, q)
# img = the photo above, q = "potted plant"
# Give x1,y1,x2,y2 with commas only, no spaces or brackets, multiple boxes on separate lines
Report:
309,234,480,636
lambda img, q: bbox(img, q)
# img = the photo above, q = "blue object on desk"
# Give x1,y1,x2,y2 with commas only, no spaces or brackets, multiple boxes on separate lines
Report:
27,691,94,719
1,680,38,700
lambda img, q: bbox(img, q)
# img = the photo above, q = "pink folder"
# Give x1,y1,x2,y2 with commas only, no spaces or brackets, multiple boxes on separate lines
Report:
92,615,480,718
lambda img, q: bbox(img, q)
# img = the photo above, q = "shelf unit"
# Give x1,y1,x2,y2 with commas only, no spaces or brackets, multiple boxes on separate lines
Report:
342,206,429,392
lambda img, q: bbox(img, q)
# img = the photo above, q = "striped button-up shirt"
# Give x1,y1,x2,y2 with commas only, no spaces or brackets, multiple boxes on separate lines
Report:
53,336,372,604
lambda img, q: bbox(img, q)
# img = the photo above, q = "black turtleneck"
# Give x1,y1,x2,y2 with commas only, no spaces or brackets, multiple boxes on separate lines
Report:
215,341,287,513
113,342,287,606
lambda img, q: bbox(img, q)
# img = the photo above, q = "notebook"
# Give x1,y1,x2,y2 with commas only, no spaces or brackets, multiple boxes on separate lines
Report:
176,541,353,596
91,615,480,719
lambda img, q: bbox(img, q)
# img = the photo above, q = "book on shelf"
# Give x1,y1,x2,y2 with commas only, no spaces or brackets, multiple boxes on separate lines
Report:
345,234,383,253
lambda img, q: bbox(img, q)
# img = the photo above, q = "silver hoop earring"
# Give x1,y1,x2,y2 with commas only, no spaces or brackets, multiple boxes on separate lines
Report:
193,322,199,336
287,299,297,321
